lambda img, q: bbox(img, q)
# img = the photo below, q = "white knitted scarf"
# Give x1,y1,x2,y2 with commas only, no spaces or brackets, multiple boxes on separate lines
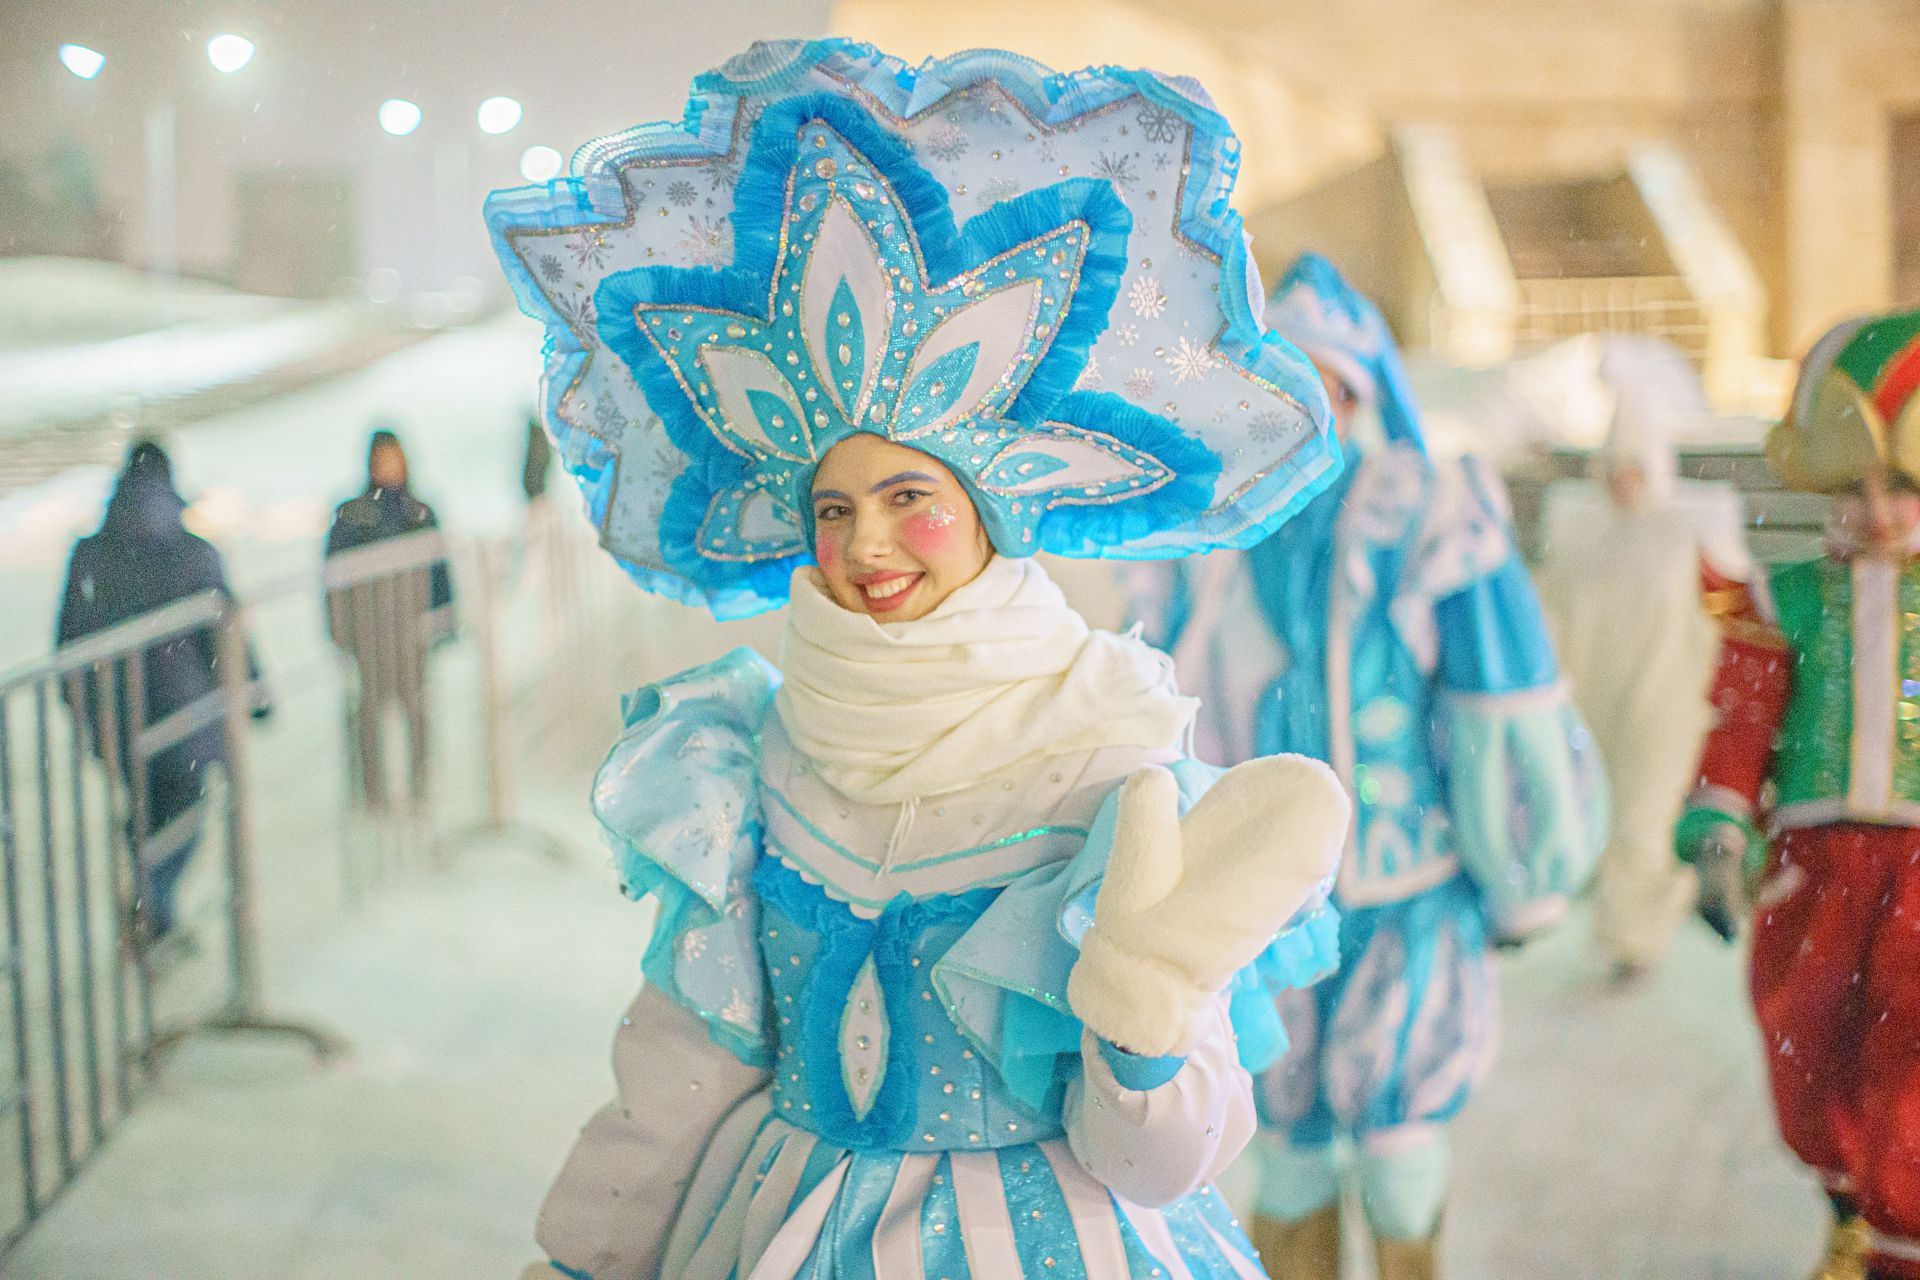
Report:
775,556,1194,806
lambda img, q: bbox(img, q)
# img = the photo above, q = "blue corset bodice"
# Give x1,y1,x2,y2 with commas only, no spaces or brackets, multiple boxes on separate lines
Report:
754,855,1066,1155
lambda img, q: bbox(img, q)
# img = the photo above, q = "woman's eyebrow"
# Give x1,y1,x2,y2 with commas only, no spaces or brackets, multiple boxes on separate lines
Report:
869,470,939,493
811,488,851,503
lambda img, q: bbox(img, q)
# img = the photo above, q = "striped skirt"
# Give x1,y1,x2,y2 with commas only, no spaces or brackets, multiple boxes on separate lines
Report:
661,1096,1267,1279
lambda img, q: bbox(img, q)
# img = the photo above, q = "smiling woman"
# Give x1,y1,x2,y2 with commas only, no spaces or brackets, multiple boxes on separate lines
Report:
809,434,991,621
491,39,1357,1280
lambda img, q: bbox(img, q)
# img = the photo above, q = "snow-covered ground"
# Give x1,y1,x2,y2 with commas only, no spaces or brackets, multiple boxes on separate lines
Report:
0,318,1825,1277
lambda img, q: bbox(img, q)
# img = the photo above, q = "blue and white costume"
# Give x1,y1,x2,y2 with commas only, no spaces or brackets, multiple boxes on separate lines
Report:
1131,256,1606,1244
486,42,1357,1280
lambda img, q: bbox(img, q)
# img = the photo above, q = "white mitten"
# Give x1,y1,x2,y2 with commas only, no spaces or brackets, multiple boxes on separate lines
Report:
1067,756,1349,1058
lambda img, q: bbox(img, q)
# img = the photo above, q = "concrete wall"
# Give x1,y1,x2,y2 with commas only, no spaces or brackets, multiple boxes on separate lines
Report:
1779,0,1920,351
3,0,830,297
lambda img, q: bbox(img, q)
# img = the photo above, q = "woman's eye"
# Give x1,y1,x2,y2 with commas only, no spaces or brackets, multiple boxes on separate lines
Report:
814,503,849,521
892,488,931,506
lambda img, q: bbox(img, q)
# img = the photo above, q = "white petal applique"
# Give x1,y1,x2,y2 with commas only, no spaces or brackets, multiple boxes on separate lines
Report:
801,196,892,426
698,345,814,462
977,427,1172,501
894,278,1041,440
840,955,889,1121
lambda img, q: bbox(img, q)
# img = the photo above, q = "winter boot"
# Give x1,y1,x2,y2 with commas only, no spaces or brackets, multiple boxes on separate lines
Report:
1812,1209,1871,1280
1374,1232,1438,1280
1250,1206,1341,1280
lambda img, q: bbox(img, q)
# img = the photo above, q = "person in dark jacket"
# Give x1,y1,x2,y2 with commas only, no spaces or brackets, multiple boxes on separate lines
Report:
57,439,258,941
323,428,454,813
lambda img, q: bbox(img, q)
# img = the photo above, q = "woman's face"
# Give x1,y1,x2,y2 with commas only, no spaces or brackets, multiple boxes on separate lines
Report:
1836,468,1920,555
810,433,992,622
1313,361,1362,442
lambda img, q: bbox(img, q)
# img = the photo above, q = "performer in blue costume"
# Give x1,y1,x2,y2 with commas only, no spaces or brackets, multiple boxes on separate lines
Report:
1130,255,1606,1280
491,42,1359,1280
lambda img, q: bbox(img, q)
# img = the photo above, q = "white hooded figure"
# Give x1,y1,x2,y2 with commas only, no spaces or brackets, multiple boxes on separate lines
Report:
1535,341,1753,977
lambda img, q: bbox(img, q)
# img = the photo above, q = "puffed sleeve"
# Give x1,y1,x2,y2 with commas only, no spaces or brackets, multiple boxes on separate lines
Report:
1420,458,1608,940
535,986,772,1280
590,646,780,1066
1674,560,1791,869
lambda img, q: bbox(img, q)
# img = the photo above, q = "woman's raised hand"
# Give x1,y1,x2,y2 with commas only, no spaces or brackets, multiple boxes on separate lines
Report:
1068,757,1349,1059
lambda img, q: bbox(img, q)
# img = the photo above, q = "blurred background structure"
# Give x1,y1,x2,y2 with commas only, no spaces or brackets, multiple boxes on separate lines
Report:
0,1,1911,1275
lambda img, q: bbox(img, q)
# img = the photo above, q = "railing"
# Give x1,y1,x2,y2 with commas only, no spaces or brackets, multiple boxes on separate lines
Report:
0,590,340,1256
0,501,636,1257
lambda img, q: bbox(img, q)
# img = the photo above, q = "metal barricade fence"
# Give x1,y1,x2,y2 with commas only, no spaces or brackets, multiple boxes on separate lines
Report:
0,500,651,1259
0,591,339,1256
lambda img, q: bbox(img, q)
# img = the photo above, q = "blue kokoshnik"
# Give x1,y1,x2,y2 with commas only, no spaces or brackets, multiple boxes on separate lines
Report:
487,40,1339,617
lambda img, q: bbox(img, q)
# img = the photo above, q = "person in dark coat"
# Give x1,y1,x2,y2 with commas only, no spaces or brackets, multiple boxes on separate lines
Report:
57,439,259,940
323,428,454,813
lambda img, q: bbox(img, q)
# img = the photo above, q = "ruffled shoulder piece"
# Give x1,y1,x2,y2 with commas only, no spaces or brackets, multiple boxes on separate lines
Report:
592,646,780,1065
932,758,1339,1110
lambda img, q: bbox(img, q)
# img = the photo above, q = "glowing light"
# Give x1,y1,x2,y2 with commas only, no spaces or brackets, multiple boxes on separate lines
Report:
206,34,254,74
379,99,422,137
477,96,523,135
59,44,106,80
519,145,562,182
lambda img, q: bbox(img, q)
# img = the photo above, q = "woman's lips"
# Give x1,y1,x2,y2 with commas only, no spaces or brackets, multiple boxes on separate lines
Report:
858,572,922,612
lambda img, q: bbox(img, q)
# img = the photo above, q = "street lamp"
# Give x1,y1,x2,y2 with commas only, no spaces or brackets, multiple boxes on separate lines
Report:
58,44,106,79
477,96,522,136
378,99,423,137
206,34,254,74
520,146,562,182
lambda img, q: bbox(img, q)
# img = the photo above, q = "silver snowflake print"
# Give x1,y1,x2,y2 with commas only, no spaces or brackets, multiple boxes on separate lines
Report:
1248,410,1295,445
925,123,969,162
719,990,755,1028
1125,368,1158,400
978,175,1020,207
1116,323,1139,346
567,230,609,271
536,253,565,285
1074,353,1104,389
677,215,730,266
679,932,708,961
1164,337,1216,384
1093,152,1138,193
591,396,627,436
666,179,698,207
700,157,739,192
554,292,597,332
1127,275,1167,319
1136,104,1183,145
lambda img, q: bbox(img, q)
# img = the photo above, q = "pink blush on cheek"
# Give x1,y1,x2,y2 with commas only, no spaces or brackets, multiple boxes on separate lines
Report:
814,529,842,570
900,510,957,556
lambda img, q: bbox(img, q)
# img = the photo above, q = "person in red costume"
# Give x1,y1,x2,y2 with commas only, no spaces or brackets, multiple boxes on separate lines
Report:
1677,307,1920,1280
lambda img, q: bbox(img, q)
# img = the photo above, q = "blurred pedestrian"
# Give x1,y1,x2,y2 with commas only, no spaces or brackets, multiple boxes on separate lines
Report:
323,427,454,815
1536,346,1754,982
57,439,264,946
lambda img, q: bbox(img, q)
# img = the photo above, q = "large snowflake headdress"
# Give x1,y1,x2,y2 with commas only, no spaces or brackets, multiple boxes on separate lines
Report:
487,39,1339,617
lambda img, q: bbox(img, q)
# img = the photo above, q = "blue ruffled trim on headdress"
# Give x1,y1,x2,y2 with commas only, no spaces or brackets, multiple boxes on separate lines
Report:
485,39,1341,616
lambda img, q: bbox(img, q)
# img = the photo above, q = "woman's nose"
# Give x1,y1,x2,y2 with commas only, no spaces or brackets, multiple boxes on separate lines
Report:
847,510,894,562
